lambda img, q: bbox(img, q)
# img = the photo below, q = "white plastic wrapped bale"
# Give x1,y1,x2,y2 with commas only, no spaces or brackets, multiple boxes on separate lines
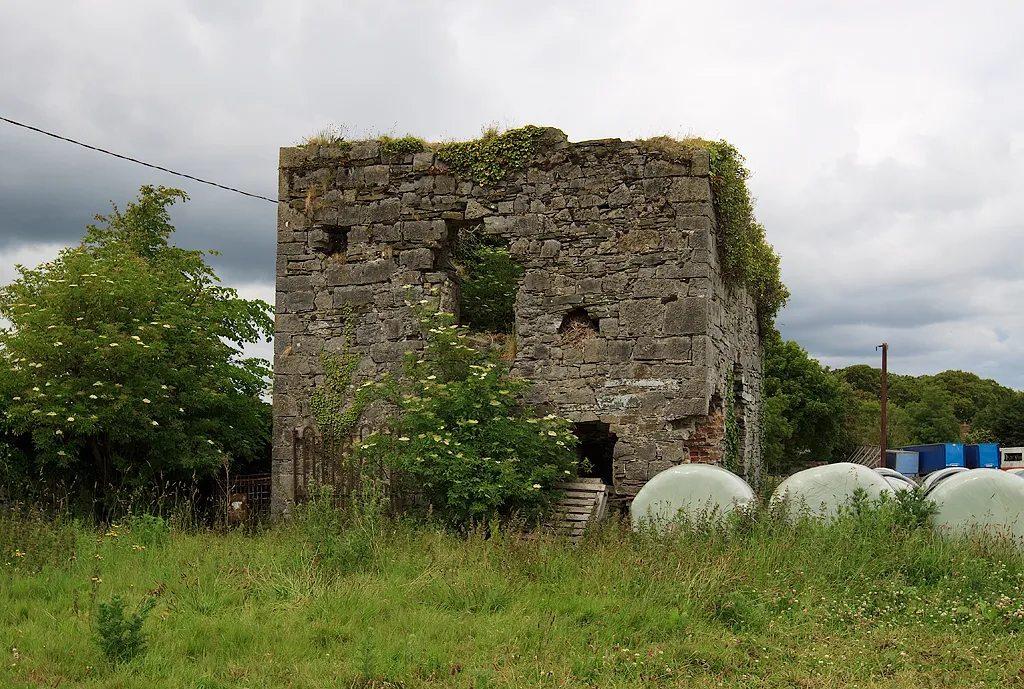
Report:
929,469,1024,543
771,462,892,520
922,466,969,494
630,464,755,530
1006,469,1024,478
874,467,907,480
883,475,917,492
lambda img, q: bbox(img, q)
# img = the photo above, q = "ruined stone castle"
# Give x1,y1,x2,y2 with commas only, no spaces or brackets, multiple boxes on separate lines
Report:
272,128,763,515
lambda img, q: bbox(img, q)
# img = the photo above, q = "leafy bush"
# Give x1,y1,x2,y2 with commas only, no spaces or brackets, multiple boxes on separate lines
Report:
95,594,156,664
356,309,579,525
124,514,170,548
454,228,523,334
435,125,547,185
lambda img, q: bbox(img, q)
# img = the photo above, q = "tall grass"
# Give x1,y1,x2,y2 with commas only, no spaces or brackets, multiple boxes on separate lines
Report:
2,496,1023,687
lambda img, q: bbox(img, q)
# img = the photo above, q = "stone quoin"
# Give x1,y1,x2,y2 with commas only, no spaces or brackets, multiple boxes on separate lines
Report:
271,128,763,516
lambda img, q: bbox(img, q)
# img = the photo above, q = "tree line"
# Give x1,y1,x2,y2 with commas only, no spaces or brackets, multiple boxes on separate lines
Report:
762,330,1024,474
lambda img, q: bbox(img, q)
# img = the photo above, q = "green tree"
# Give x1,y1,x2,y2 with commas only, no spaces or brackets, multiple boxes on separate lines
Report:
904,386,960,444
925,370,1015,423
972,392,1024,446
0,186,273,504
761,336,850,473
836,364,881,398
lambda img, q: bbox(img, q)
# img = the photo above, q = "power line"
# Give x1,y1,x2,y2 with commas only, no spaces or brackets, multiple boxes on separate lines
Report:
1,115,278,204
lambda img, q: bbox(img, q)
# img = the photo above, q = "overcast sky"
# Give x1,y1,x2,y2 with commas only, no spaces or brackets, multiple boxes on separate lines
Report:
2,1,1023,388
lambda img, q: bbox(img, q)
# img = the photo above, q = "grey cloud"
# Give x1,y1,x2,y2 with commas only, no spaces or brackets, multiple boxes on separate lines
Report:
4,0,1024,391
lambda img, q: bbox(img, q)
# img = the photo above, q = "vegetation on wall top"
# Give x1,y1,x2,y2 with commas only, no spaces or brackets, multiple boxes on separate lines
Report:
378,135,426,157
298,124,352,153
435,125,548,185
641,137,789,332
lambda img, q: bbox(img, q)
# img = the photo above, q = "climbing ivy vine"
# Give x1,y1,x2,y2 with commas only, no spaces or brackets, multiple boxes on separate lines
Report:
640,137,789,332
309,305,376,443
435,126,547,185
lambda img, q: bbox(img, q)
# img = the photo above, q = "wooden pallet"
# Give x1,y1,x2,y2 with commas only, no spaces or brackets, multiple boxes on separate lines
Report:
543,478,609,542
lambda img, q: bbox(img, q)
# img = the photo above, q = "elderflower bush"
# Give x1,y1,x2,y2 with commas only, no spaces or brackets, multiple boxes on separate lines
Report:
355,309,579,525
0,186,272,502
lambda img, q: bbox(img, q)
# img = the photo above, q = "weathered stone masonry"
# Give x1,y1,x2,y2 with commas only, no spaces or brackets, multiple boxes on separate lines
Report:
272,128,762,515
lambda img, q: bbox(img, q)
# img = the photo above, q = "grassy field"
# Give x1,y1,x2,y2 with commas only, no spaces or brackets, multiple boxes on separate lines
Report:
2,498,1024,689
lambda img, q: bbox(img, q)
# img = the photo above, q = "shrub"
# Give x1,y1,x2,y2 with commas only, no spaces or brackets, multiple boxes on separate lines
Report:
124,514,170,548
356,308,579,525
95,594,156,664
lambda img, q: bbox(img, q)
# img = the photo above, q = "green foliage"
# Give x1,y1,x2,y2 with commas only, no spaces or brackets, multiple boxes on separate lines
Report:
0,186,273,505
309,306,375,443
435,125,547,185
124,513,170,548
453,228,523,333
905,386,960,444
642,138,789,329
927,369,1015,422
834,364,1022,447
356,308,579,525
294,483,384,574
95,594,157,664
700,140,789,329
0,506,81,573
299,124,352,152
973,392,1024,446
377,135,426,156
3,506,1024,686
761,335,850,473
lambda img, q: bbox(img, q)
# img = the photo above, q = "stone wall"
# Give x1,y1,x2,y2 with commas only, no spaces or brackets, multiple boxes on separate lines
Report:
272,128,763,515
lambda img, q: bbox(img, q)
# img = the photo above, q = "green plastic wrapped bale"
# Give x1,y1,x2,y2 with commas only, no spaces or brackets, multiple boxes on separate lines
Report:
928,468,1024,543
630,464,755,530
771,462,891,520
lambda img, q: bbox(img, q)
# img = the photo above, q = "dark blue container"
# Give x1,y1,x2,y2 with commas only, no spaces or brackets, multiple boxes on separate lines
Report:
964,443,999,469
886,450,920,477
899,444,965,474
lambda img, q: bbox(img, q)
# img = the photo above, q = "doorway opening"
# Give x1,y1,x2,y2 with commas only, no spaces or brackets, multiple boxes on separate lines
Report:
574,421,617,486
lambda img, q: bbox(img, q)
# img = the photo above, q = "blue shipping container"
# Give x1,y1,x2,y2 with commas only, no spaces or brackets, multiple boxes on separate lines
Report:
899,444,965,474
965,443,999,469
886,450,920,477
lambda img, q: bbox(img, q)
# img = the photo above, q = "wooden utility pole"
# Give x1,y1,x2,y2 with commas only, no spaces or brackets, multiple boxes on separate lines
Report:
876,343,888,466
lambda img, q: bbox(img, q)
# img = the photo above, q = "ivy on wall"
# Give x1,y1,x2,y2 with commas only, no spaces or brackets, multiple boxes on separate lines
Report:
640,137,789,332
309,305,376,443
378,135,426,156
435,126,547,185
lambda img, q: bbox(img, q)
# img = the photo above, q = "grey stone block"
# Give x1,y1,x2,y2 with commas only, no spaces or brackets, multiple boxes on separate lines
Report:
399,248,435,270
664,297,708,335
618,299,665,337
